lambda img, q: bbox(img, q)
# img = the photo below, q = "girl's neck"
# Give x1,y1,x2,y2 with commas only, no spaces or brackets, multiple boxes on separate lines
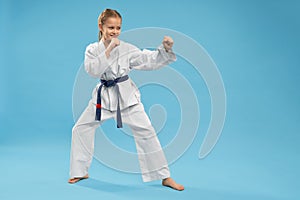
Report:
102,39,110,49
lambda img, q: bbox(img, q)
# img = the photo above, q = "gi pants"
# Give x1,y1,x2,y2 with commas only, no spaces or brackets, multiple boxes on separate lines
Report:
69,100,170,182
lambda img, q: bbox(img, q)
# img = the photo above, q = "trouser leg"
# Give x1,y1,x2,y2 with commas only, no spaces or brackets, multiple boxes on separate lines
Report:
122,103,170,182
69,100,112,178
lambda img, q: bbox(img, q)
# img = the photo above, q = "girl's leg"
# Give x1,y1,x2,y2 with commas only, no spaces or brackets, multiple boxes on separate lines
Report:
122,103,184,190
69,100,113,181
122,103,170,182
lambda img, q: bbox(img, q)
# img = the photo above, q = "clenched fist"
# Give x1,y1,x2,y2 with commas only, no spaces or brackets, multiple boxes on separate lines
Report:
105,38,120,58
108,38,120,50
162,36,174,52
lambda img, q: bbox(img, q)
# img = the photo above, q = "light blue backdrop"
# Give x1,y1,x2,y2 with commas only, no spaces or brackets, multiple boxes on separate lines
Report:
0,0,299,199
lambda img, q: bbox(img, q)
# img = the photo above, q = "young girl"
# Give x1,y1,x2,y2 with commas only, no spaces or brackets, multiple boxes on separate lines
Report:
68,8,184,191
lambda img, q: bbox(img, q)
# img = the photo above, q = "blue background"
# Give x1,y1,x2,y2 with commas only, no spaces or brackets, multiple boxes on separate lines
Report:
1,0,299,199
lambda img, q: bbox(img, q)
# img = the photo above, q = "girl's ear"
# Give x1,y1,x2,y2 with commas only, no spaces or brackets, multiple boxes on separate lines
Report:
98,23,103,31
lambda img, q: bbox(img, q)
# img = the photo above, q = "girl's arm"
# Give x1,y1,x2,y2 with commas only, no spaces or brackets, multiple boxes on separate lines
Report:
129,36,176,70
84,40,119,78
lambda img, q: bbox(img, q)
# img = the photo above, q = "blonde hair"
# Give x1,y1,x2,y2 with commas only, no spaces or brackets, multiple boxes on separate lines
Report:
98,9,122,41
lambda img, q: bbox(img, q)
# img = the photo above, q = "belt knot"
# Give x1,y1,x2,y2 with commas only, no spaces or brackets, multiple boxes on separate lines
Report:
96,75,129,128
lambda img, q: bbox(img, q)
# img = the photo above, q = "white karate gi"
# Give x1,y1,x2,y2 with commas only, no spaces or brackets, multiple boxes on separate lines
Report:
69,40,176,182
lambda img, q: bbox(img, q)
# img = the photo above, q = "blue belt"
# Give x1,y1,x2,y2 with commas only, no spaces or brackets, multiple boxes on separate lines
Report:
95,75,129,128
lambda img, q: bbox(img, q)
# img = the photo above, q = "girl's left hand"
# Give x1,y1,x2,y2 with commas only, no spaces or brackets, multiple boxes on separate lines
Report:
163,36,174,52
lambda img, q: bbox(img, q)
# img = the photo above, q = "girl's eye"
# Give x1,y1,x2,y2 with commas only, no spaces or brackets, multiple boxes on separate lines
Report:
107,26,121,30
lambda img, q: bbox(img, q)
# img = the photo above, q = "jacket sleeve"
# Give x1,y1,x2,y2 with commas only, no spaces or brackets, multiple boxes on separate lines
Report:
84,43,112,78
128,44,176,71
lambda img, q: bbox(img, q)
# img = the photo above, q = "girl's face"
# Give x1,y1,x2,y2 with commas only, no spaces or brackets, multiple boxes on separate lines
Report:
99,17,122,42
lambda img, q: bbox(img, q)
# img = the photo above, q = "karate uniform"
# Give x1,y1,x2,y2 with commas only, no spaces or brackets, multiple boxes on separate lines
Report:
69,40,176,182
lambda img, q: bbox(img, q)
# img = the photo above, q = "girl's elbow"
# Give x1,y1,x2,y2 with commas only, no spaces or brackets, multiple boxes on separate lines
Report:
84,62,102,77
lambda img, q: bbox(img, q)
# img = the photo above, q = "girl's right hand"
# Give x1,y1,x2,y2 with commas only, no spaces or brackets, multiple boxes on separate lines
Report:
108,38,120,50
105,38,120,58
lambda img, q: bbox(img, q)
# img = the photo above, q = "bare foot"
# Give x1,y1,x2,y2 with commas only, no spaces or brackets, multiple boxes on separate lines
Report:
68,174,89,184
162,177,184,191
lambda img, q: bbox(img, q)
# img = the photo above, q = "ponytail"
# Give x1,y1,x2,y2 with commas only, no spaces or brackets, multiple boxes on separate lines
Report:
98,31,102,41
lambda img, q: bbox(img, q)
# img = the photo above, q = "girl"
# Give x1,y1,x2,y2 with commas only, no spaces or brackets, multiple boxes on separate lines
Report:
68,8,184,191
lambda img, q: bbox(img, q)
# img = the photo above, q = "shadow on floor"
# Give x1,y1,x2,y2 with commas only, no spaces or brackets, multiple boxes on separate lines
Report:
76,178,281,200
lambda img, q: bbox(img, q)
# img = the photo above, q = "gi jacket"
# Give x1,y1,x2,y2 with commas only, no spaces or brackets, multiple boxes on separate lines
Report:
84,40,176,111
